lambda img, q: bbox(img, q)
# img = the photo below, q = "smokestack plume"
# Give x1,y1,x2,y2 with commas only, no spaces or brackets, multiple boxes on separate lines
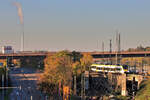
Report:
13,2,24,25
14,2,24,51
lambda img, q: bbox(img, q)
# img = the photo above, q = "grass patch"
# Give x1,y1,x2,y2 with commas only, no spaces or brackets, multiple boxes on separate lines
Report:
4,88,13,100
115,95,130,100
135,78,150,100
70,95,81,100
0,88,13,100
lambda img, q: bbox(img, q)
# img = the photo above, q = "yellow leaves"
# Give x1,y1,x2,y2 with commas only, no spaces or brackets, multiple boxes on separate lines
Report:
72,53,93,75
38,51,94,95
55,50,71,57
42,51,73,86
80,53,93,71
72,61,81,75
72,62,80,69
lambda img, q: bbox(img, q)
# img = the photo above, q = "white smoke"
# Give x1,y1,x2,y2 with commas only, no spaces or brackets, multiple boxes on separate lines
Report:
13,2,24,25
13,2,25,51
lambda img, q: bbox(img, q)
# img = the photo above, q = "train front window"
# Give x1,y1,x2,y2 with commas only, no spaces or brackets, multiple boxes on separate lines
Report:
91,66,96,69
123,65,128,70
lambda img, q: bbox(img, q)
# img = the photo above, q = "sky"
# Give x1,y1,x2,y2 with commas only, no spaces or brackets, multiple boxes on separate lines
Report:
0,0,150,52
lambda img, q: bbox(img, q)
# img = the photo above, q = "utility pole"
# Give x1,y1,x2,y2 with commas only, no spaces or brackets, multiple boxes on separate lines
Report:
115,31,121,64
81,73,85,100
116,31,118,64
142,59,144,74
102,42,104,53
83,73,85,100
118,33,121,64
81,73,83,100
2,75,4,100
102,42,105,63
73,75,77,95
109,39,112,64
118,33,121,53
110,39,112,53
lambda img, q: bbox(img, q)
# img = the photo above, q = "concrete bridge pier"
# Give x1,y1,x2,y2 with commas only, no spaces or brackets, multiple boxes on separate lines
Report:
137,75,143,90
126,74,143,90
121,74,127,96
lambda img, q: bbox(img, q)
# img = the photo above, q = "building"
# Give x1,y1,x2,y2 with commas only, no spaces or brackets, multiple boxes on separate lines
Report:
2,46,14,54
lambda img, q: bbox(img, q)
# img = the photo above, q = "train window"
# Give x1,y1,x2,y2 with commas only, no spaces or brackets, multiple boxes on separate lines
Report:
116,68,121,71
91,66,96,69
97,67,102,70
107,68,111,71
111,68,115,71
112,68,116,71
104,68,110,71
104,68,107,70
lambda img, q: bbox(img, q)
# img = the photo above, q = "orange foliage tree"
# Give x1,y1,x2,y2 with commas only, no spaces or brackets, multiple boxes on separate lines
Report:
38,51,94,99
80,53,93,72
38,50,73,99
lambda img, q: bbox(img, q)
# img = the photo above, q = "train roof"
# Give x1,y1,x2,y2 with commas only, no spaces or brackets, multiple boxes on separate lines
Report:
91,64,123,67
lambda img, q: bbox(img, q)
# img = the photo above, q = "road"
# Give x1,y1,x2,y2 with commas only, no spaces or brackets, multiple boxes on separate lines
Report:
8,67,46,100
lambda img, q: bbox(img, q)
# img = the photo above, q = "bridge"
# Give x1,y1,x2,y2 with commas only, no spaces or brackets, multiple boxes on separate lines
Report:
0,51,150,59
0,52,48,59
0,51,150,68
91,51,150,58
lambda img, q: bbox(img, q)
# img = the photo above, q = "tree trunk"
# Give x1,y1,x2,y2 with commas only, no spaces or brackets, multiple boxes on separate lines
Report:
74,75,77,95
59,81,62,100
63,86,69,100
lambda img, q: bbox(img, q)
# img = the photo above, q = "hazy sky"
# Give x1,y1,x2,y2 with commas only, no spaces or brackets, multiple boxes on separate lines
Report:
0,0,150,51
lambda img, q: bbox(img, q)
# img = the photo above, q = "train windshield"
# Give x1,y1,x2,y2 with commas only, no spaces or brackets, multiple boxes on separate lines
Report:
123,65,128,70
91,66,96,69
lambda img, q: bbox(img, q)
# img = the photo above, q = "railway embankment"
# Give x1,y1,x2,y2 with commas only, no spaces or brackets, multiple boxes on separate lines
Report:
135,76,150,100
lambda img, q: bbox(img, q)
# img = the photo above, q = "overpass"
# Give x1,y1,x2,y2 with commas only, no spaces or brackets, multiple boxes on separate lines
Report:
0,52,47,59
91,51,150,58
0,51,150,59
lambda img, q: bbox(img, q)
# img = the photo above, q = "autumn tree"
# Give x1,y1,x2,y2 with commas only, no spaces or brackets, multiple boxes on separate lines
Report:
80,53,93,72
38,50,73,99
72,62,81,76
38,51,94,99
71,51,83,63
